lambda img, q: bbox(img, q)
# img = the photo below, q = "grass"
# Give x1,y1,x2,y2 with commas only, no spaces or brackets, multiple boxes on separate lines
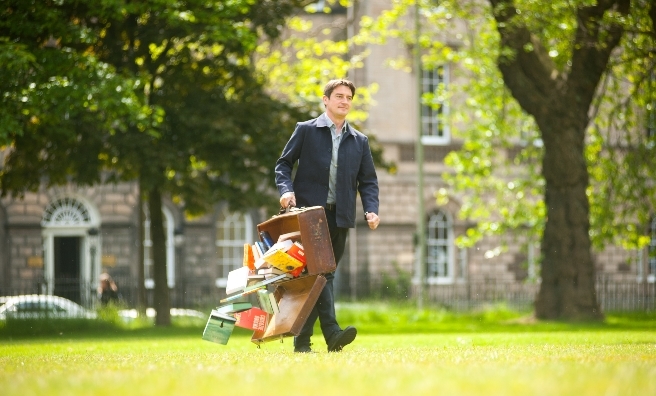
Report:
1,303,655,396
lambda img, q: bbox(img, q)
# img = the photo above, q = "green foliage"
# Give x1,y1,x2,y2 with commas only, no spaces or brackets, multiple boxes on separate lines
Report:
351,0,656,254
0,38,35,146
376,262,412,300
254,0,395,173
587,0,656,250
0,0,311,325
438,5,547,250
0,0,309,209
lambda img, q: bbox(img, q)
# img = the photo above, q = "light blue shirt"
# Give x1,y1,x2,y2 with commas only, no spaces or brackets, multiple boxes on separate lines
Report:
319,113,347,205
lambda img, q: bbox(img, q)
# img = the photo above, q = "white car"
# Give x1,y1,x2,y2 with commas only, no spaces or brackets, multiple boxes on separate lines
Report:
0,295,97,320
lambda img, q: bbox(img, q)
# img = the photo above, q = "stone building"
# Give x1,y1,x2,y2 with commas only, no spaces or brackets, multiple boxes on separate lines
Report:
1,0,654,310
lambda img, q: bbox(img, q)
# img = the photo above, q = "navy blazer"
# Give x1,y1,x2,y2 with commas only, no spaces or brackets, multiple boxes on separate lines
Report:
275,116,379,228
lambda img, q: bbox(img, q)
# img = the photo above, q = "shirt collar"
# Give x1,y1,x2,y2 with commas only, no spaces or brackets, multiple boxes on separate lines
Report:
317,112,351,136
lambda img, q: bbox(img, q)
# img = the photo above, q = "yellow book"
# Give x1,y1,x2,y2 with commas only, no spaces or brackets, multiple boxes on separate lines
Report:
262,240,304,272
263,250,304,272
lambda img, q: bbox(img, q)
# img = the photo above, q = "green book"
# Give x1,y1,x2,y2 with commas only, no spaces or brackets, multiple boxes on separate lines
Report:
215,301,252,315
202,310,236,345
257,289,274,314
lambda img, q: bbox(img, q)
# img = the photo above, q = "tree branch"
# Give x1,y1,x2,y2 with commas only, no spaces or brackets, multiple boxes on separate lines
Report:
650,0,656,35
568,0,630,114
488,0,559,118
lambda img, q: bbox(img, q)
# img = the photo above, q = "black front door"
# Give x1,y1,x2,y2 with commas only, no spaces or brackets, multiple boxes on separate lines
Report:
54,236,81,304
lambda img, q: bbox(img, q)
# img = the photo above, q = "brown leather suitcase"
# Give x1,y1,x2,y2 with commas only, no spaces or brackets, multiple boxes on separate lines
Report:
256,206,336,276
251,206,336,344
251,274,326,344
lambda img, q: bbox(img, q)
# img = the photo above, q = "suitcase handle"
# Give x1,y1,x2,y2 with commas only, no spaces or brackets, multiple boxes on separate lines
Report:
278,204,294,215
276,205,310,216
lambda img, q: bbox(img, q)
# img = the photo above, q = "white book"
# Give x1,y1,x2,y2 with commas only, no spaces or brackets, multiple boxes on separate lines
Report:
262,240,293,258
254,257,270,270
277,231,301,243
225,266,250,295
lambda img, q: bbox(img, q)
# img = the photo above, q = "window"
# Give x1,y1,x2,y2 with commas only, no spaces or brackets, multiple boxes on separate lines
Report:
42,197,92,227
421,65,450,145
143,206,175,289
215,211,252,287
648,216,656,282
426,210,454,283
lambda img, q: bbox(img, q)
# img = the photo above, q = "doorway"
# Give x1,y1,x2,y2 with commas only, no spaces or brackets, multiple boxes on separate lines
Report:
54,236,81,304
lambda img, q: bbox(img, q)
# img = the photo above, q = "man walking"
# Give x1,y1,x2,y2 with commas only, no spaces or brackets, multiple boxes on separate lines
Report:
275,79,380,353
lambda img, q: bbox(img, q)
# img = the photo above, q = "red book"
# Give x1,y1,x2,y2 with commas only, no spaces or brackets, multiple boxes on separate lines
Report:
286,242,306,277
233,307,269,332
286,242,306,264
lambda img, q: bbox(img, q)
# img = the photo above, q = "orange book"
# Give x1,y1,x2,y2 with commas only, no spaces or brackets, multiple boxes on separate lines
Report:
243,243,255,270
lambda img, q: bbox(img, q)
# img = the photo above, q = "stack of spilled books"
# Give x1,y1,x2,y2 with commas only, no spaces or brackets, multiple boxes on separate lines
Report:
202,301,270,342
202,230,308,345
225,231,307,296
201,302,250,345
253,231,306,277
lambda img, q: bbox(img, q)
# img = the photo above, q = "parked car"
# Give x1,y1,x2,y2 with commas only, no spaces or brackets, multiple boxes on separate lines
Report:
0,295,97,320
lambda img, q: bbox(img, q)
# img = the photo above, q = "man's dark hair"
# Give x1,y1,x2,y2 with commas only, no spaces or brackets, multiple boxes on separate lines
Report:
323,79,356,99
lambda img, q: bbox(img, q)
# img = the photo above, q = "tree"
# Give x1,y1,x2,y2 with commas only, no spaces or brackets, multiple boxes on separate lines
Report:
360,0,655,320
487,0,629,320
1,0,309,325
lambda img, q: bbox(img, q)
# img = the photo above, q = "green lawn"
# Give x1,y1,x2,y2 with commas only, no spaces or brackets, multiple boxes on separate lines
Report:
1,305,655,396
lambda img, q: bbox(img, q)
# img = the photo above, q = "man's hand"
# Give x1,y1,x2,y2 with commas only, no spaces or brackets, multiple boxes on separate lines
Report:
366,212,380,230
280,192,296,209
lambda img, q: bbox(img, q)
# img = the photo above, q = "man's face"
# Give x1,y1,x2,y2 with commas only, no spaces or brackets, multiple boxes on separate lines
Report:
323,85,353,119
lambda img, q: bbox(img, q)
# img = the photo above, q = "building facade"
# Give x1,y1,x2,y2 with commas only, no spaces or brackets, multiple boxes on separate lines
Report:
1,1,654,310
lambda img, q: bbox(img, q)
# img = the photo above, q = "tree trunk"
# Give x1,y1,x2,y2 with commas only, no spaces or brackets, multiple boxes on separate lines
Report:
137,180,147,317
487,0,628,321
534,112,603,321
149,186,171,326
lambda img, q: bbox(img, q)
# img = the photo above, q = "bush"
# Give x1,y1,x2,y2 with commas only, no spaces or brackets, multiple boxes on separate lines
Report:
377,262,412,301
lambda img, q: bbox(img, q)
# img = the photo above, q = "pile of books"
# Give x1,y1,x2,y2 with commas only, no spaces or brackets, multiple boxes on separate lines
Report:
203,230,308,345
225,231,307,295
202,301,268,345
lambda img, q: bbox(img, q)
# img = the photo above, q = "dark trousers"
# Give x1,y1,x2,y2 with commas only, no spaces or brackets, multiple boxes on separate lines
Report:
294,206,348,347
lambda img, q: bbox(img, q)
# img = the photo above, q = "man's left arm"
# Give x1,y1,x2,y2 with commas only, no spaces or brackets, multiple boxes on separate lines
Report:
357,136,380,230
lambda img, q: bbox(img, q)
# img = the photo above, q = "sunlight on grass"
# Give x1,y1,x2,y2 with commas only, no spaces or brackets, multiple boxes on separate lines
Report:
1,304,654,396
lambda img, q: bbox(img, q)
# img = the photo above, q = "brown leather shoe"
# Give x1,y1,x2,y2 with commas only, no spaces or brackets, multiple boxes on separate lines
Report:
327,326,357,352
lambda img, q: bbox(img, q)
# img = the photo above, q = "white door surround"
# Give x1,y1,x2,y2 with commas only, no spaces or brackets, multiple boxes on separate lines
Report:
41,196,101,307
